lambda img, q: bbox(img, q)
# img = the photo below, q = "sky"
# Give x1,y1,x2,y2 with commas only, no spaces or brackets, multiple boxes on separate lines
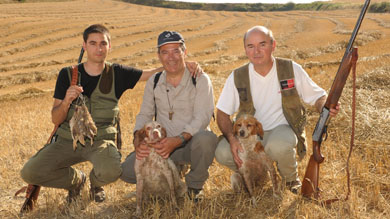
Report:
169,0,329,3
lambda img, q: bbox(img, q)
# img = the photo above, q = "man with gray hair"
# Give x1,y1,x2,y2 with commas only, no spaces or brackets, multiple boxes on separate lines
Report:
120,31,217,202
215,26,340,193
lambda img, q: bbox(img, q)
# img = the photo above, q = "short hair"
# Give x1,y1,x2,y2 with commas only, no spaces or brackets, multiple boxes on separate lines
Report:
83,24,111,43
157,43,186,54
243,26,274,45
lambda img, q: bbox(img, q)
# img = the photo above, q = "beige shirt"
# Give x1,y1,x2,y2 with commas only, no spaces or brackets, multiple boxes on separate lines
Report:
134,68,214,137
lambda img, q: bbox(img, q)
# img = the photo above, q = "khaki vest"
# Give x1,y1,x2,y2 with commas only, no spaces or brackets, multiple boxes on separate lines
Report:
56,62,119,142
234,58,307,159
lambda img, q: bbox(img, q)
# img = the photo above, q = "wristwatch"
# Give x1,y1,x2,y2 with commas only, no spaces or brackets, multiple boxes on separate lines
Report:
178,133,187,146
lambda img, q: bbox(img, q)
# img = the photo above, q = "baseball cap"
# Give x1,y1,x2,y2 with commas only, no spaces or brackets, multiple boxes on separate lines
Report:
157,31,185,48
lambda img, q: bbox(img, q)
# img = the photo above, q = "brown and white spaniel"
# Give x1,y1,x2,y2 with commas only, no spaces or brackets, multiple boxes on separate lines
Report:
232,114,280,204
133,121,186,217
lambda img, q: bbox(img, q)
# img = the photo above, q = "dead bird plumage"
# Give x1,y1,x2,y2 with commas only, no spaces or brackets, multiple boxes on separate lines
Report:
69,96,97,151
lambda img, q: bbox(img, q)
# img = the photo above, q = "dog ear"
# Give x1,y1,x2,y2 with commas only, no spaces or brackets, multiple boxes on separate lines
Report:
139,128,147,139
134,128,146,147
256,121,264,140
254,141,264,153
161,127,167,138
233,121,239,136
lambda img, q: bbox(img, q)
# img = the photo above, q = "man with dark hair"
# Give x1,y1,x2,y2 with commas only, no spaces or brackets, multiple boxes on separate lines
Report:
83,24,111,43
120,31,217,202
20,24,200,204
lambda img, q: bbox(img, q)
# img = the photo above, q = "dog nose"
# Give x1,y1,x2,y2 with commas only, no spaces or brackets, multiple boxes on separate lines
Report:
239,130,245,137
153,130,161,139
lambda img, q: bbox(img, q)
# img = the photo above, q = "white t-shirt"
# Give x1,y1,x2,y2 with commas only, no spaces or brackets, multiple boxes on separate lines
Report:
217,59,326,131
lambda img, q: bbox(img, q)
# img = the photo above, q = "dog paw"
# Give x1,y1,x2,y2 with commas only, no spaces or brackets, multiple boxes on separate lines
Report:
133,209,142,219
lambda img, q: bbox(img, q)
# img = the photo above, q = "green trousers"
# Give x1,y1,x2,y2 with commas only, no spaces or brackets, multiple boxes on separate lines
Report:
21,136,122,190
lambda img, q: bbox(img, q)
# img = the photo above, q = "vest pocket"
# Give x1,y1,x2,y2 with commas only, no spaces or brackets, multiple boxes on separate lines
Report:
281,87,298,97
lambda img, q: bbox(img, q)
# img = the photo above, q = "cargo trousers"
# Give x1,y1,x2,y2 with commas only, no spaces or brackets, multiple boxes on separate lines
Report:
20,136,122,191
120,130,217,190
215,124,299,183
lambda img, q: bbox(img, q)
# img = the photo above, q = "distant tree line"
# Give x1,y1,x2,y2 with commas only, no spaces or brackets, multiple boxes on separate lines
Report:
369,2,390,13
121,0,390,13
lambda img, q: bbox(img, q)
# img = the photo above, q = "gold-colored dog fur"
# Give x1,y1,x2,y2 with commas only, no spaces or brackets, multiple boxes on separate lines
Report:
232,114,280,205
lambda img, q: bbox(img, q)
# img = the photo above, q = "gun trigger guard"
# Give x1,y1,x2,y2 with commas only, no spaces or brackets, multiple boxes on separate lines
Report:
323,126,328,141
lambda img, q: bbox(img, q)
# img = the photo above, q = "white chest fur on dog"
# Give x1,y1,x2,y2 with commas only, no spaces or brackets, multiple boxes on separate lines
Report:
134,121,186,217
232,114,280,205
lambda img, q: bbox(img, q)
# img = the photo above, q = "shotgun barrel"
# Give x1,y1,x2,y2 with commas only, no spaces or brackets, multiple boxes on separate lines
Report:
301,0,370,199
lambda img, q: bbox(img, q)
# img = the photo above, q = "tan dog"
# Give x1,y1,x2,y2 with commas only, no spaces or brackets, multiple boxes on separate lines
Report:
134,121,187,217
232,114,280,204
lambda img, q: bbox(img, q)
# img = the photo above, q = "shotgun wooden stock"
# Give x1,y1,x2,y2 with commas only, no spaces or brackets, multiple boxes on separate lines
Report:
301,0,369,199
301,154,320,199
302,48,358,200
19,48,85,213
20,185,41,213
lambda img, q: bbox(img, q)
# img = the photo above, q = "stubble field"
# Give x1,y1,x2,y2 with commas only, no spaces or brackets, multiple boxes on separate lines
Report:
0,0,389,218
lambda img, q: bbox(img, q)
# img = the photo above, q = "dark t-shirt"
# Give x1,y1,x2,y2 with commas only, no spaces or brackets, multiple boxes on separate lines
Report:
54,63,143,100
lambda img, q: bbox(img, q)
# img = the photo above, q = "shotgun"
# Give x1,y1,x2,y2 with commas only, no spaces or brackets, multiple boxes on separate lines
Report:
301,0,370,199
20,47,85,213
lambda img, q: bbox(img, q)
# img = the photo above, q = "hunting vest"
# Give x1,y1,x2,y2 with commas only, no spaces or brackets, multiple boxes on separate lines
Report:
234,58,307,159
56,62,119,142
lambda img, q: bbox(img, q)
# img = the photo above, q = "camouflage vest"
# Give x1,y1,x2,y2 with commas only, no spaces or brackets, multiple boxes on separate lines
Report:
234,58,307,159
56,62,119,142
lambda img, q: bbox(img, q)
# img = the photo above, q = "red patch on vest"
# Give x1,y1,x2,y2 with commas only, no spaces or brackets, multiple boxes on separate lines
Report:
280,79,295,90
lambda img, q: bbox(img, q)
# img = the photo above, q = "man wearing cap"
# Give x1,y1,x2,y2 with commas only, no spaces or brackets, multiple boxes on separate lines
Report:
120,31,217,201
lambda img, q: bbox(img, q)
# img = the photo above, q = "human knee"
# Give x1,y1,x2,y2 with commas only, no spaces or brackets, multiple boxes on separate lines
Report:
20,160,43,185
120,154,137,184
215,141,231,165
95,164,122,184
20,163,33,184
265,143,296,161
192,131,217,154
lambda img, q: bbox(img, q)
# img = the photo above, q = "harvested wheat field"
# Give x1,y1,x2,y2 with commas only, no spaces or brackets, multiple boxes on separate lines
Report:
0,0,389,218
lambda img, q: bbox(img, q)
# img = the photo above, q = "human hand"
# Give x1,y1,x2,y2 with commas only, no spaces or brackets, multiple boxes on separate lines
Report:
64,85,83,105
229,137,243,169
153,137,181,159
329,102,341,117
185,61,203,78
135,141,151,160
